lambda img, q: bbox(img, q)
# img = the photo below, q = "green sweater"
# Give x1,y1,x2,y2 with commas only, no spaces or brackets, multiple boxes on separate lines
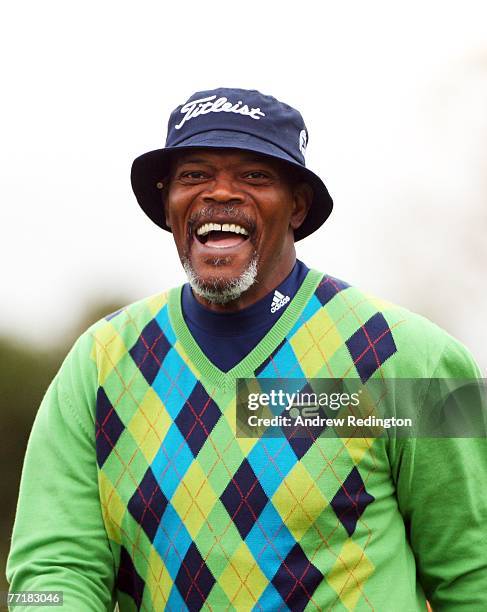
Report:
6,270,487,610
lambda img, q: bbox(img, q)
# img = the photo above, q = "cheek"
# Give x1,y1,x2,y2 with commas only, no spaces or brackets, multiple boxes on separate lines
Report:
259,197,294,233
166,192,189,231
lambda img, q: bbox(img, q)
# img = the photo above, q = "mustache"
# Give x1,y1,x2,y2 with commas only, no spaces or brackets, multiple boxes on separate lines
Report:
186,206,257,238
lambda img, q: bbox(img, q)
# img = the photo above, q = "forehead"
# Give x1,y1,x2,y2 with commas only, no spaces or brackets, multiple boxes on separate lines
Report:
170,148,284,170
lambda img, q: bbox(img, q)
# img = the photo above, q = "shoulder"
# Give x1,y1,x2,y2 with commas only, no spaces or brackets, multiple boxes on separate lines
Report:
62,289,178,380
309,271,481,379
88,291,171,344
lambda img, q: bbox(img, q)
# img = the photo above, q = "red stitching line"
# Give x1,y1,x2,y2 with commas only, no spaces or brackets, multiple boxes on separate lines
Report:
351,326,394,374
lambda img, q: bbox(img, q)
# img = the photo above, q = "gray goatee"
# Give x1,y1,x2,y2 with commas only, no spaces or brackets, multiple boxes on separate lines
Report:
182,257,258,305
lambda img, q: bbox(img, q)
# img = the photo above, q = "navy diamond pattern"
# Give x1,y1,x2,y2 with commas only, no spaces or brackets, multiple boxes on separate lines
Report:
95,386,125,468
174,542,216,611
271,543,323,612
346,312,397,382
315,275,350,307
175,382,221,457
331,466,375,536
220,458,269,539
116,545,146,610
283,381,326,460
128,467,168,542
129,318,171,385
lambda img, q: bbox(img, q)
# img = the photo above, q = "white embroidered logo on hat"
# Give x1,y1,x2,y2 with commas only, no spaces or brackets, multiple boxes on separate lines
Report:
299,129,308,156
175,95,266,130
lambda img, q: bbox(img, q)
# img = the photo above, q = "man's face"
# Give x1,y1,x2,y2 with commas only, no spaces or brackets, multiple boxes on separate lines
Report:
164,148,310,307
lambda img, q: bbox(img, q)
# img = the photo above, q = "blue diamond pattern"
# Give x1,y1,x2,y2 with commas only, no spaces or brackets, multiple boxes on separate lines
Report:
246,503,295,580
255,340,304,378
154,304,177,345
152,348,197,419
151,424,194,500
247,439,297,499
153,504,192,580
257,582,285,610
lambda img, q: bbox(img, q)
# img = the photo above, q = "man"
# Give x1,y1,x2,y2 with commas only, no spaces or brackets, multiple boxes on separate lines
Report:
7,88,487,610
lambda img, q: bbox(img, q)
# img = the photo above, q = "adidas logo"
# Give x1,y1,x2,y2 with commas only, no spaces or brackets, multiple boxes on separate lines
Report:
271,289,290,314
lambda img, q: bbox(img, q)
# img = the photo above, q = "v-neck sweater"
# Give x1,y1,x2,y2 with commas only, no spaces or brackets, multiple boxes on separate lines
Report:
7,268,487,611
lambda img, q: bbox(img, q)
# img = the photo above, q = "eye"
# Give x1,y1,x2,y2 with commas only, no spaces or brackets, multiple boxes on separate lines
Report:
179,170,209,182
244,171,272,182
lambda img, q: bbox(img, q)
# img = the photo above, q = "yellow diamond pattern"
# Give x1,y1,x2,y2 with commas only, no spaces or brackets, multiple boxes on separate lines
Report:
128,387,171,464
218,541,267,608
291,309,343,377
146,547,173,609
327,539,374,610
272,462,328,541
99,470,125,544
146,292,168,316
93,323,128,386
171,462,217,539
344,437,375,466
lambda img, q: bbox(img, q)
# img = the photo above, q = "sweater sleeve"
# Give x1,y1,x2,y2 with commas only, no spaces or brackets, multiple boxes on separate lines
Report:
393,335,487,609
6,330,116,612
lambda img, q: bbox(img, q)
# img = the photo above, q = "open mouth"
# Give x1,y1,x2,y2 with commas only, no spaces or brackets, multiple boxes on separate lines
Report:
195,222,250,249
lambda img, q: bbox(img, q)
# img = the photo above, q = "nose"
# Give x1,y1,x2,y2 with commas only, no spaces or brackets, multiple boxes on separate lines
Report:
202,172,245,206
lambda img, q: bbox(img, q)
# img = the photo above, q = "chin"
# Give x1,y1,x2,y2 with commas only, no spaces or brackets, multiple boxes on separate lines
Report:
182,255,259,305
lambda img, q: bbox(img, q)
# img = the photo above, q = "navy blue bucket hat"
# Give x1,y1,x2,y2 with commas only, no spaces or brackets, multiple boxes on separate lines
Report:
131,88,333,241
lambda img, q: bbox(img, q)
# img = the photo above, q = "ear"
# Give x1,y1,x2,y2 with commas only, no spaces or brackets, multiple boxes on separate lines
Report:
290,182,312,230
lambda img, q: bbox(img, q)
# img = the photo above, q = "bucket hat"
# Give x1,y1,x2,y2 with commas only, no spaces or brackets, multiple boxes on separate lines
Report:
131,88,333,241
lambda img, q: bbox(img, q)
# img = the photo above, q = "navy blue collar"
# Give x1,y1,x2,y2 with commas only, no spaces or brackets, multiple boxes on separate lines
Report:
181,260,309,338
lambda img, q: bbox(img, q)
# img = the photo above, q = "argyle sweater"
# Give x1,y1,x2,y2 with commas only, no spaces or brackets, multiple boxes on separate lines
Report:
7,270,487,611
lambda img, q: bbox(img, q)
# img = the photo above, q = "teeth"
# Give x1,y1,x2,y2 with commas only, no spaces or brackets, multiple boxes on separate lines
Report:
196,222,220,236
196,223,249,237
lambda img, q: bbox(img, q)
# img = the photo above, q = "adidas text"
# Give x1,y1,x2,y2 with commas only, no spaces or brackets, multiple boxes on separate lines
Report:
271,290,290,314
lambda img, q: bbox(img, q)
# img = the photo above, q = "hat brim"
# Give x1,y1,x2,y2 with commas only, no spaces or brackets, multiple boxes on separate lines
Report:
130,130,333,241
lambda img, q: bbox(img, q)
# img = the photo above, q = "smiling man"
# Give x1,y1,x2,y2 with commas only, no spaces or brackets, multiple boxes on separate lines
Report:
7,88,487,611
164,149,310,309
